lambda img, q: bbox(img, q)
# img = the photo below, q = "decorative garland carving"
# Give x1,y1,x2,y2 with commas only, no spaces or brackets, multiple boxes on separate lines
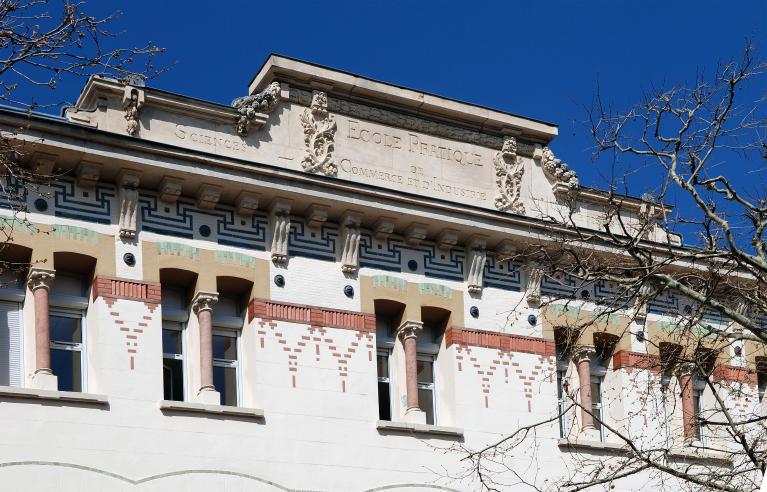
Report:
493,137,525,213
288,88,537,157
231,81,282,136
299,91,337,177
541,147,579,192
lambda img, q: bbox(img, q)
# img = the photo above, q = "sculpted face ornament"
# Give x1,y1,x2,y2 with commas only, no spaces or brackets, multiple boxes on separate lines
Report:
493,137,525,214
299,91,337,177
231,81,281,136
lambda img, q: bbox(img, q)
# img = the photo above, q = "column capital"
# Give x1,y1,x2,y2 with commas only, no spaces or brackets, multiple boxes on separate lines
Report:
27,267,55,291
571,345,596,363
396,320,423,341
192,291,219,313
675,361,697,378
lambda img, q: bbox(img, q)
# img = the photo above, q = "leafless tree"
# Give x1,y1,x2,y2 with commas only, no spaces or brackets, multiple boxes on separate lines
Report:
0,0,162,274
455,45,767,491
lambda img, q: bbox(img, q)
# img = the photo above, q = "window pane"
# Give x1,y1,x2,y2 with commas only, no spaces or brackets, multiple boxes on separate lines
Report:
592,403,602,433
590,381,602,404
51,347,81,392
376,354,389,379
50,316,81,344
417,359,433,384
215,296,240,318
162,328,182,355
418,387,435,425
212,334,237,360
377,381,391,421
163,358,184,401
213,365,237,406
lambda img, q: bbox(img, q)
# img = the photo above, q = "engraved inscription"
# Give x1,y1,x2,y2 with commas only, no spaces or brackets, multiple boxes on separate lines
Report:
174,124,249,152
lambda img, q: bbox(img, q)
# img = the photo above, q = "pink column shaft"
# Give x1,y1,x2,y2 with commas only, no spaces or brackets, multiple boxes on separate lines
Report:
404,335,419,411
576,357,593,428
33,286,51,373
198,308,214,391
679,372,696,438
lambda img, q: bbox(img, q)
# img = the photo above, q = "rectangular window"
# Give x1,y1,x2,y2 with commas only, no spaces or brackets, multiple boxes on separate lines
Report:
417,355,436,425
377,350,391,420
557,370,568,437
50,309,84,392
590,375,604,441
162,321,185,401
0,300,22,387
212,330,239,406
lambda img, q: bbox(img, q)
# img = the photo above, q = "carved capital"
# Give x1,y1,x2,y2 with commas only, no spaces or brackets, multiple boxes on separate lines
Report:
396,320,423,341
27,267,55,291
231,81,282,136
675,362,697,378
572,345,596,364
300,91,337,176
494,137,525,214
192,291,219,314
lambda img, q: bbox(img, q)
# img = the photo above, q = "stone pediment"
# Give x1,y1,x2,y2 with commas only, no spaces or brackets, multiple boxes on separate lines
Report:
63,55,657,230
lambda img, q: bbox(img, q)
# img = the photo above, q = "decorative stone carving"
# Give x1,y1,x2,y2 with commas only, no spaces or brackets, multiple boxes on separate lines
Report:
467,237,488,294
299,91,337,177
493,137,525,214
305,204,330,228
76,161,101,189
289,88,538,156
122,86,144,136
632,282,655,322
339,212,363,274
495,239,517,259
572,345,596,363
192,291,219,313
31,152,56,176
404,223,428,246
196,184,222,210
437,229,459,251
118,171,141,239
270,200,292,265
396,320,423,341
159,177,183,204
540,147,579,194
525,264,545,306
235,192,260,217
27,267,55,291
231,81,282,136
374,217,396,240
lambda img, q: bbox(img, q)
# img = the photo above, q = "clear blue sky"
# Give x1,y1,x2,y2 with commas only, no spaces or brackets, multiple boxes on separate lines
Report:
23,0,767,201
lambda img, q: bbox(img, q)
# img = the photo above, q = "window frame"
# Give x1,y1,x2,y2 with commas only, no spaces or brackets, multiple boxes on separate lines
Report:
212,327,241,407
692,381,706,444
49,306,86,392
416,353,437,425
556,368,568,438
590,374,605,442
376,348,392,421
161,320,187,401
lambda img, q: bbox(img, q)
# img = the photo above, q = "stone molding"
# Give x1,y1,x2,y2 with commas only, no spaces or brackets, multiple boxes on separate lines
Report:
231,81,282,136
445,326,556,356
493,137,525,213
160,399,264,419
27,267,55,291
92,276,161,304
289,87,538,155
300,91,337,176
192,291,219,313
0,385,108,405
376,419,463,438
396,320,423,341
248,298,376,333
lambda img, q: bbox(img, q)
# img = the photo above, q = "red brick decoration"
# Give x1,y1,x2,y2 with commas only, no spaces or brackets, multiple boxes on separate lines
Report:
712,364,757,386
93,276,160,371
611,351,662,375
250,299,375,391
448,326,555,410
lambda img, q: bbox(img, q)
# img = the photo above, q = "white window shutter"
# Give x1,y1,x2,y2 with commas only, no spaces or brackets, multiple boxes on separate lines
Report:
0,300,22,387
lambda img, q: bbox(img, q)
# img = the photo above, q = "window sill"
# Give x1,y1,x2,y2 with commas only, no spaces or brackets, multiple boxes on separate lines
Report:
558,438,627,453
0,385,108,405
376,420,463,438
159,400,264,419
668,446,732,466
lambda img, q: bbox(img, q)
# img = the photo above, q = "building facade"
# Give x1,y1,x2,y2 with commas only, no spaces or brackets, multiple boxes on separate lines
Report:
0,56,762,491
